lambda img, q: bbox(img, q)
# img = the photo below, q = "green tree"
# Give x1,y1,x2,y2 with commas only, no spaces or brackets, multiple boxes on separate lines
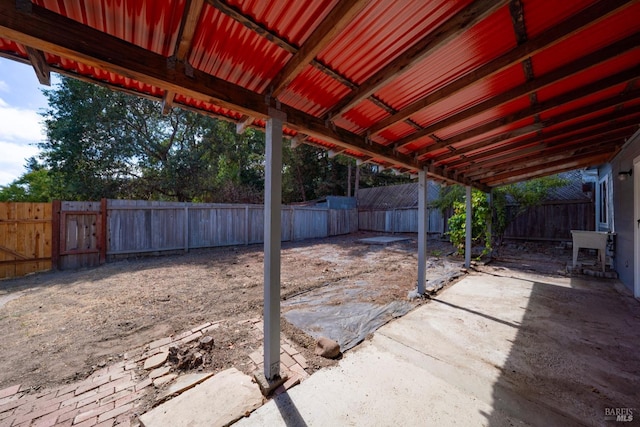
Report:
0,158,54,202
39,77,265,202
436,175,568,257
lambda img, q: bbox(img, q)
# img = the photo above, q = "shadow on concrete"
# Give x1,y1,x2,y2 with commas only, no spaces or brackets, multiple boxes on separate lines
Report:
480,272,640,426
273,391,308,427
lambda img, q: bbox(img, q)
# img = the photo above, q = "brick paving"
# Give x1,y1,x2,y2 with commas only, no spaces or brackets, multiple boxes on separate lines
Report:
0,318,309,426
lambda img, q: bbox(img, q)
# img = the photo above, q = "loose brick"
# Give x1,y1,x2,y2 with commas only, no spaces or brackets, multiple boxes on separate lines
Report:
97,402,133,423
149,366,171,380
191,322,212,333
152,374,177,387
149,337,172,350
73,416,98,427
76,375,110,396
292,353,308,369
76,388,115,409
98,389,131,406
142,352,168,370
114,389,146,408
13,400,62,426
281,343,298,356
99,376,133,393
283,374,300,391
0,408,14,421
134,378,152,392
280,352,296,368
57,402,98,423
0,385,21,400
248,351,262,365
73,402,115,424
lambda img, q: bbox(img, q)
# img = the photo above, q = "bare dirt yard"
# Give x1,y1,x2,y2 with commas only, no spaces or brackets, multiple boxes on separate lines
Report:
0,232,460,392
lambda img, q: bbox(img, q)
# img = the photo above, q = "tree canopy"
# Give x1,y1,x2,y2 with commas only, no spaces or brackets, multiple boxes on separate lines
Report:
0,76,409,203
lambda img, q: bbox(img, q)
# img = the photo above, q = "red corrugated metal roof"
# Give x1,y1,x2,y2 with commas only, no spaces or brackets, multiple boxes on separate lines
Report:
318,0,471,85
34,0,185,56
0,0,637,188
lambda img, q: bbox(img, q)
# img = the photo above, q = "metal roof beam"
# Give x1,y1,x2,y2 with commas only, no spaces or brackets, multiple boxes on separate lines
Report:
394,35,640,151
268,0,369,98
328,0,508,118
366,0,637,137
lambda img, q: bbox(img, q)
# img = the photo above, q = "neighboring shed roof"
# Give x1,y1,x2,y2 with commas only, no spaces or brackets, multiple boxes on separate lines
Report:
1,0,638,189
357,181,442,210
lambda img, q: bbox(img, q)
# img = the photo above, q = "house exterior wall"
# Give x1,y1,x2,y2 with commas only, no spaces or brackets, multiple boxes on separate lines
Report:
608,128,640,293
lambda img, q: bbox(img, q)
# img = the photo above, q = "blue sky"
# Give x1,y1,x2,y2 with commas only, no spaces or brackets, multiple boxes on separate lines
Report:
0,57,60,186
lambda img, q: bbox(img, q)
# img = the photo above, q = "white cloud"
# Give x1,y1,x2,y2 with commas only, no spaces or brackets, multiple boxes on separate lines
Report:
0,80,9,93
0,98,44,185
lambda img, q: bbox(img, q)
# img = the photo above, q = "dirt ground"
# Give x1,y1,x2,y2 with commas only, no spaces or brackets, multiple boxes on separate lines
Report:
0,231,464,392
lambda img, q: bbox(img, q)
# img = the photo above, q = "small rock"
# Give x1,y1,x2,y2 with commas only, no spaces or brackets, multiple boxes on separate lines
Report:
198,336,214,351
314,337,341,359
144,351,169,370
407,289,422,301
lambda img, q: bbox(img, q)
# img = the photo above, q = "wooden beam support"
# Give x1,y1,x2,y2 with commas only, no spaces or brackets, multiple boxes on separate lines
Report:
474,145,619,182
268,0,369,98
161,90,175,116
425,73,640,161
437,105,640,167
482,152,613,187
366,0,637,136
329,0,509,118
175,0,205,60
438,95,640,167
236,115,255,134
393,35,640,151
25,46,50,85
463,131,630,179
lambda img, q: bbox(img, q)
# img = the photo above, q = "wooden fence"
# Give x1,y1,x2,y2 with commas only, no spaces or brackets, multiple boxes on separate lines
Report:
107,200,358,256
0,202,52,279
503,201,595,241
358,207,445,234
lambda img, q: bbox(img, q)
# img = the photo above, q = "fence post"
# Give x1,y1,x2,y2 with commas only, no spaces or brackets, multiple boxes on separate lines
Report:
184,202,189,253
245,205,250,245
51,200,61,271
290,206,295,241
99,198,107,264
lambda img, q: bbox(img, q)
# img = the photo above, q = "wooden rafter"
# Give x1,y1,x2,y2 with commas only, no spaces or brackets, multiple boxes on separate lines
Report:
236,115,255,134
366,0,637,137
328,0,509,118
394,35,640,153
435,90,640,165
480,151,614,185
24,46,50,85
268,0,369,98
462,130,632,179
161,0,205,115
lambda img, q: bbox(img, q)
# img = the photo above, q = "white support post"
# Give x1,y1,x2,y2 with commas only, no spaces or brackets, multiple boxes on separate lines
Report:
264,108,285,380
417,169,427,294
465,186,472,268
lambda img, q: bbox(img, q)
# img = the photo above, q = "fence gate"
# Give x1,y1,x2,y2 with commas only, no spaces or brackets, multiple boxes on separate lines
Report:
0,202,52,279
55,200,107,270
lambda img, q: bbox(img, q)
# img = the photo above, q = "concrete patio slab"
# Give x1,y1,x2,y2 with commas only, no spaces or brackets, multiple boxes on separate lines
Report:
237,271,640,426
140,368,262,427
357,236,411,245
